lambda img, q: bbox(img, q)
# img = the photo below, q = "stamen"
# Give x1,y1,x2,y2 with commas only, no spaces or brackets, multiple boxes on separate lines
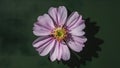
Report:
51,27,67,41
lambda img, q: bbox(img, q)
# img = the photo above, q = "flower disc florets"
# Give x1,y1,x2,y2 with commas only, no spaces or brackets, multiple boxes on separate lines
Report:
52,27,67,41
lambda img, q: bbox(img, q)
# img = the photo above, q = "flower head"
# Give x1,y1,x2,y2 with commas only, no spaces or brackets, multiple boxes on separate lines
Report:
33,6,87,62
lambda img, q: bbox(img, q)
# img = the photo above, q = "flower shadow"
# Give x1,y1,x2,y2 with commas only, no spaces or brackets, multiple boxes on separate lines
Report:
61,18,104,68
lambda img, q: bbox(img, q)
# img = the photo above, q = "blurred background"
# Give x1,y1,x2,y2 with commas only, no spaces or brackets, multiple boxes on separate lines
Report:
0,0,120,68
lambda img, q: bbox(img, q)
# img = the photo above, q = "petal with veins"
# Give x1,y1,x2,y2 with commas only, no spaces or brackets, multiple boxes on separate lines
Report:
69,23,85,36
48,6,67,26
33,14,55,36
67,36,86,52
37,14,55,29
39,39,55,56
33,23,51,36
66,12,79,27
61,44,70,61
50,40,58,62
32,36,52,48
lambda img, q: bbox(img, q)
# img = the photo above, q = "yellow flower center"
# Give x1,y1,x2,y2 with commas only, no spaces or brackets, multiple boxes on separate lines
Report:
52,27,67,41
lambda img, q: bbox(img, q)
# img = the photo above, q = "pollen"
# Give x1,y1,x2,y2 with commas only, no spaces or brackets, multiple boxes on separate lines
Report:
52,27,67,41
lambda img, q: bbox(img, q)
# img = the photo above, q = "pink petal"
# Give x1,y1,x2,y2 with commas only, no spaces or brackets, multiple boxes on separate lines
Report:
37,14,55,29
33,23,51,36
57,6,67,26
68,41,83,52
39,39,55,56
50,41,70,61
36,39,52,54
66,12,79,27
71,35,87,44
48,7,58,24
57,43,62,60
33,14,55,36
48,6,67,26
50,40,59,62
68,36,86,52
69,23,85,36
32,36,52,48
69,16,84,30
61,44,70,61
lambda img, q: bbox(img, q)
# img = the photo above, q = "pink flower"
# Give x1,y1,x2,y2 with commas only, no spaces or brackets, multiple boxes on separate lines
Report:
32,6,87,62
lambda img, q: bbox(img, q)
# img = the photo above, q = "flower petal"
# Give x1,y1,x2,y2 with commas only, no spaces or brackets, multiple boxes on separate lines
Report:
57,43,62,60
50,40,58,62
37,14,55,29
66,12,79,27
69,16,84,30
67,36,86,52
71,35,87,44
36,39,52,54
68,41,83,52
48,6,67,26
48,7,58,24
57,6,67,26
33,23,51,36
33,14,55,36
39,39,55,56
69,23,86,36
32,36,52,48
61,44,70,61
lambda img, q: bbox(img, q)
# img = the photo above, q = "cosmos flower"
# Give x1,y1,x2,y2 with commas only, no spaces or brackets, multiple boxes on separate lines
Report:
32,6,87,62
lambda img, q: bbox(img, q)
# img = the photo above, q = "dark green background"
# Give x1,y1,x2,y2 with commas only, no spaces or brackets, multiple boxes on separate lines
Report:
0,0,120,68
